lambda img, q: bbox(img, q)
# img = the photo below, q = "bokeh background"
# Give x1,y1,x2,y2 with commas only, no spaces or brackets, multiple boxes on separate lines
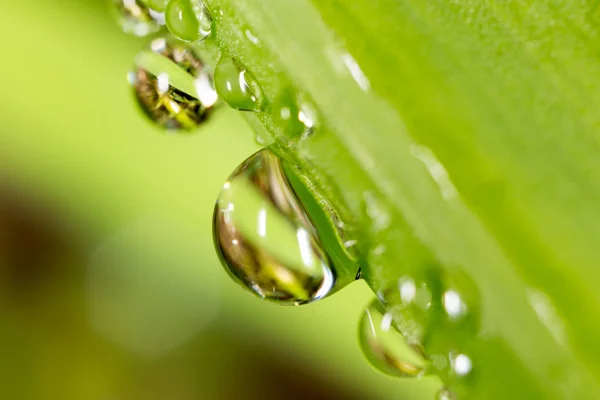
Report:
1,1,437,398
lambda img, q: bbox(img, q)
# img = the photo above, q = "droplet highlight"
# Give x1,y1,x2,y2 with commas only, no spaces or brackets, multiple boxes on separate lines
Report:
213,149,338,305
111,0,163,37
358,299,429,378
214,56,264,111
165,0,212,42
130,36,218,130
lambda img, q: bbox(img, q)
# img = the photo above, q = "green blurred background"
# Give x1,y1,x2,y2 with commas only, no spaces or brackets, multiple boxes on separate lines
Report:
0,1,437,398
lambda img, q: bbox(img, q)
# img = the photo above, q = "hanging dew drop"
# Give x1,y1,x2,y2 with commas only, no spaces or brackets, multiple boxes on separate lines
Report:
165,0,212,42
111,0,163,37
214,56,265,111
213,149,358,305
358,299,430,378
130,36,218,130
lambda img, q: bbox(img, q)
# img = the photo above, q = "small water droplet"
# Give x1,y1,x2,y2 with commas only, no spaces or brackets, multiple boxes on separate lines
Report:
273,91,319,140
112,0,164,36
165,0,212,42
358,299,429,377
130,36,217,130
214,56,265,111
213,149,336,305
437,388,456,400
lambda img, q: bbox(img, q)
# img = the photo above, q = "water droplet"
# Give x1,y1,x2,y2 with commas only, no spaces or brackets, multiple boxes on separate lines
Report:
437,388,456,400
111,0,163,37
273,91,319,140
358,299,429,377
213,149,335,304
378,267,480,398
214,56,265,111
146,0,170,12
165,0,212,42
130,36,218,130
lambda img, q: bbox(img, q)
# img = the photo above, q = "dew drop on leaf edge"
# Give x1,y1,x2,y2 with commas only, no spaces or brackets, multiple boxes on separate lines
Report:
214,56,265,112
212,149,338,305
129,36,218,131
165,0,212,43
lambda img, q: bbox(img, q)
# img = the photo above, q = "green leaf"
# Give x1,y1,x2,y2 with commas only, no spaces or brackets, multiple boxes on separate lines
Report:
202,0,600,397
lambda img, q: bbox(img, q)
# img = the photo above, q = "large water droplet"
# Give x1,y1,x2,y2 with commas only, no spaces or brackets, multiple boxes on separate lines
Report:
130,36,218,130
358,299,429,377
214,56,264,111
165,0,212,42
213,149,339,305
111,0,163,37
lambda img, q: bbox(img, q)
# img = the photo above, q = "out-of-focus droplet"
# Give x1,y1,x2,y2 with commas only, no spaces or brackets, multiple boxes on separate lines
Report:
378,267,479,398
437,387,456,400
111,0,163,37
146,0,170,12
358,299,429,377
165,0,212,42
130,36,218,130
274,90,319,140
213,149,339,305
214,56,264,111
87,216,218,356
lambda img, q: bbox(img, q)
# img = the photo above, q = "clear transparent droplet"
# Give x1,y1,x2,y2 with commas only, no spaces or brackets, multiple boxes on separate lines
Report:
214,56,265,111
165,0,212,42
111,0,163,37
130,36,218,130
213,149,336,305
358,299,429,378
